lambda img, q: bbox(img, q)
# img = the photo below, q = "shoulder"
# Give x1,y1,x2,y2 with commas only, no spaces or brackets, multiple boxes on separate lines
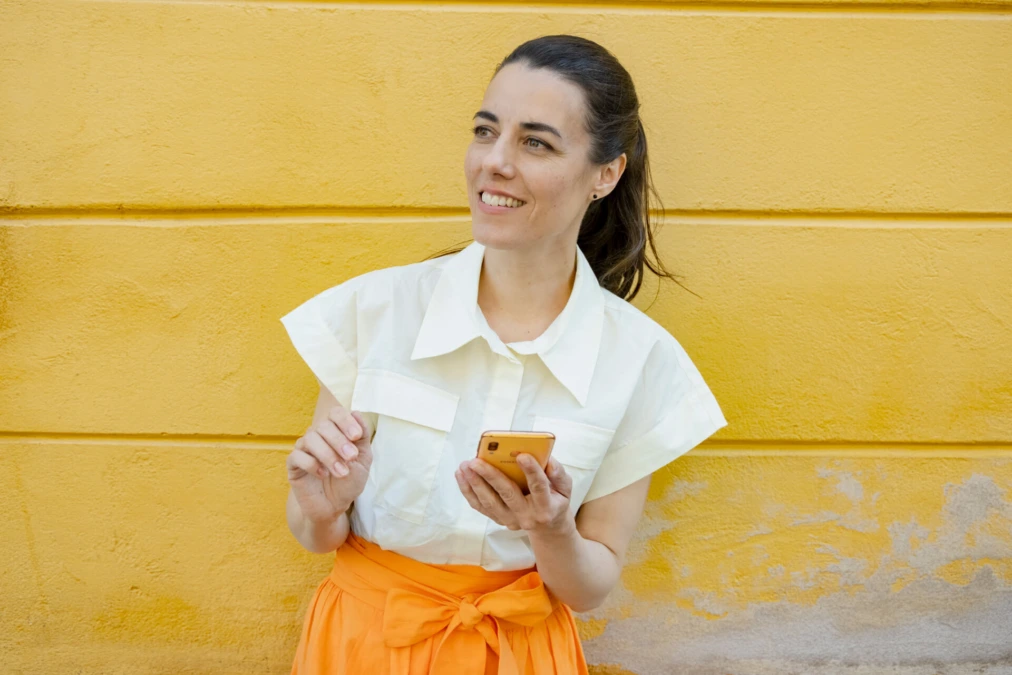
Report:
599,288,718,395
284,255,448,330
321,255,448,308
341,255,446,294
600,290,683,358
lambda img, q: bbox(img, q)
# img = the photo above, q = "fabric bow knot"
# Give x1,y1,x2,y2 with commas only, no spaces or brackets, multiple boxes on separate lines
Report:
382,572,554,675
457,598,485,629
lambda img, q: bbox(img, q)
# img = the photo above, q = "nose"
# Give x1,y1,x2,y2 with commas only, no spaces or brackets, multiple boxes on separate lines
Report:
481,135,516,179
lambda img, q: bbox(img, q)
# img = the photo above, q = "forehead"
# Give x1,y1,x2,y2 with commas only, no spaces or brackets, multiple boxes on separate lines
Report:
480,63,587,140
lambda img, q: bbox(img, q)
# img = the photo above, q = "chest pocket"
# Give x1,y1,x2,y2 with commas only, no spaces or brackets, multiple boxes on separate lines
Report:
533,416,614,508
352,369,459,525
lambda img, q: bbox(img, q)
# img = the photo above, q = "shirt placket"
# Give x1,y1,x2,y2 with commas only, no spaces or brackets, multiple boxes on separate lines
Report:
453,351,524,565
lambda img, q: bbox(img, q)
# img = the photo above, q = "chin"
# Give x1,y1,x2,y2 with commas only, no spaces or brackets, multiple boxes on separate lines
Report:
470,220,528,251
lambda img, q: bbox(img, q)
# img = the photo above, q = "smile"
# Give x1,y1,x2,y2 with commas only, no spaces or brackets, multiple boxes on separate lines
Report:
480,191,526,208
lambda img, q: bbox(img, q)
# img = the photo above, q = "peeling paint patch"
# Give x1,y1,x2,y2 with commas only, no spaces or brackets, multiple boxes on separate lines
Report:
584,461,1012,672
583,573,1012,671
819,466,866,503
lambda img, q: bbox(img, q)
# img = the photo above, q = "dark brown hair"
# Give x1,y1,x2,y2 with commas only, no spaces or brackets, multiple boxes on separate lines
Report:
436,35,684,301
503,34,682,301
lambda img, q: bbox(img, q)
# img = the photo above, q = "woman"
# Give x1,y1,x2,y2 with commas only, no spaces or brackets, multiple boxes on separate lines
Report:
280,34,726,675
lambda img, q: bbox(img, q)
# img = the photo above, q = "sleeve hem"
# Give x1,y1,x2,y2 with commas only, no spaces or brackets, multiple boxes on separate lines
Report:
582,391,727,504
280,302,357,406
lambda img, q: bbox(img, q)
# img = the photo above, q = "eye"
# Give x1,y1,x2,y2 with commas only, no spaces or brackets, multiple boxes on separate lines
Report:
525,137,551,150
473,125,493,138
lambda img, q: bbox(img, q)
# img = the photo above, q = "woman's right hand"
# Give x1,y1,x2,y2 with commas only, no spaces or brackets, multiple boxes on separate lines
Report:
286,405,373,524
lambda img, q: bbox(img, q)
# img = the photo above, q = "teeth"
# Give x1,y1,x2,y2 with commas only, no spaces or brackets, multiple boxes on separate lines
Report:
481,192,524,208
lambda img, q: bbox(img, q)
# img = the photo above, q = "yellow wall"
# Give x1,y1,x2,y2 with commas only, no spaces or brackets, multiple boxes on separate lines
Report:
2,0,1010,672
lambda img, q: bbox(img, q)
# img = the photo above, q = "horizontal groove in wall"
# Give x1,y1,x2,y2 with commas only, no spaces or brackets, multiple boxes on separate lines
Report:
2,431,1010,457
1,209,1010,228
696,441,1012,458
137,0,1012,17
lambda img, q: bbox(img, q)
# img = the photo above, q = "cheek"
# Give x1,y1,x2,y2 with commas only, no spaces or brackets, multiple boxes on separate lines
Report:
464,146,481,182
533,171,576,213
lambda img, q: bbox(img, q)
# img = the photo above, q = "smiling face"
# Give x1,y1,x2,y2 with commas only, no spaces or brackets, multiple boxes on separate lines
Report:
465,63,604,252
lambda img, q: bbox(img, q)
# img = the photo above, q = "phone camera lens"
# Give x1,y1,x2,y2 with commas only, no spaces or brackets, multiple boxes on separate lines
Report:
488,442,499,451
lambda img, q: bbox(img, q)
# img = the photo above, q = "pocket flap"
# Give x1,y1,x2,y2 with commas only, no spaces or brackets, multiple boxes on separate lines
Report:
533,416,614,470
352,369,459,432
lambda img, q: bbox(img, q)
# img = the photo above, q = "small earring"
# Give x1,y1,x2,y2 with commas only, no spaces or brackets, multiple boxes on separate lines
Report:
592,194,598,199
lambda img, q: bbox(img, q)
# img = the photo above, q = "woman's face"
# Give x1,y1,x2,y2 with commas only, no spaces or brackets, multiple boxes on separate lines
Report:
465,63,612,252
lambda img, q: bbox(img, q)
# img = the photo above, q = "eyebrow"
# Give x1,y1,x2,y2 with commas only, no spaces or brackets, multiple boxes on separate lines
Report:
473,110,563,140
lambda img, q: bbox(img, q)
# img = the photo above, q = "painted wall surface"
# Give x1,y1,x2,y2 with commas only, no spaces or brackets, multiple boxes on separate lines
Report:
2,0,1010,673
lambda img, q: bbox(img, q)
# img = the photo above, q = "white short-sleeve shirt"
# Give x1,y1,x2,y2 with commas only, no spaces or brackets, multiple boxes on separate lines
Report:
280,242,727,571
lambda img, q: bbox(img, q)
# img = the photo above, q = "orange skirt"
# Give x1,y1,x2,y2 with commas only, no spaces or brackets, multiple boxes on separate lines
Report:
291,533,588,675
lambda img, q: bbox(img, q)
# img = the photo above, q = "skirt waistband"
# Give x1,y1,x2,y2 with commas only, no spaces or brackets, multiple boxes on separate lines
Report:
332,533,536,603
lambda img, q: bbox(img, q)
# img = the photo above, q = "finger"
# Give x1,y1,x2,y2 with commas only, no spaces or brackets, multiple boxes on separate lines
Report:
314,420,356,462
545,458,573,499
329,405,363,443
349,412,374,470
469,459,526,512
287,448,324,479
293,438,328,478
518,454,553,511
303,430,348,478
455,467,488,515
463,465,511,519
349,411,374,447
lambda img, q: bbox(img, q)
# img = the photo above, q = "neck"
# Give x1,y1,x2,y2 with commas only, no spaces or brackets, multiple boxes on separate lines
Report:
478,239,577,344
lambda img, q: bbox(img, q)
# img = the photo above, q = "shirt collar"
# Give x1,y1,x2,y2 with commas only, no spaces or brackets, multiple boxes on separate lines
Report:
411,241,605,406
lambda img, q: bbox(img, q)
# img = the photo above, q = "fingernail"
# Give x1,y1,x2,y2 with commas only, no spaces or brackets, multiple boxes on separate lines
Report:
348,423,362,440
332,462,349,477
339,443,357,460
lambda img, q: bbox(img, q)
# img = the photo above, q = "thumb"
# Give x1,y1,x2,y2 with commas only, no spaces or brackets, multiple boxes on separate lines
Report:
545,458,572,497
349,411,375,470
350,411,375,443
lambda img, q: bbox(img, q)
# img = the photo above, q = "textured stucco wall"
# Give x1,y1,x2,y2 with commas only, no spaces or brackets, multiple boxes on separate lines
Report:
2,0,1010,673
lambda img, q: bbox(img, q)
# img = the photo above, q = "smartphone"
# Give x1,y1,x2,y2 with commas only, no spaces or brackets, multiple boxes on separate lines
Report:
476,431,555,493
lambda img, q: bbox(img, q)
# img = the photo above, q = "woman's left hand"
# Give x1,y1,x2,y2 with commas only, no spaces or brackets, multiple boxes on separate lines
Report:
455,455,574,534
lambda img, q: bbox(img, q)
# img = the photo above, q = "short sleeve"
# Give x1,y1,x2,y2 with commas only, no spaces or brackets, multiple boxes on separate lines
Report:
279,279,360,407
583,335,727,503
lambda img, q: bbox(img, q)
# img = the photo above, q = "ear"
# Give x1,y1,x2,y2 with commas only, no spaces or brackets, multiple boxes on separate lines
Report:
591,153,628,200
